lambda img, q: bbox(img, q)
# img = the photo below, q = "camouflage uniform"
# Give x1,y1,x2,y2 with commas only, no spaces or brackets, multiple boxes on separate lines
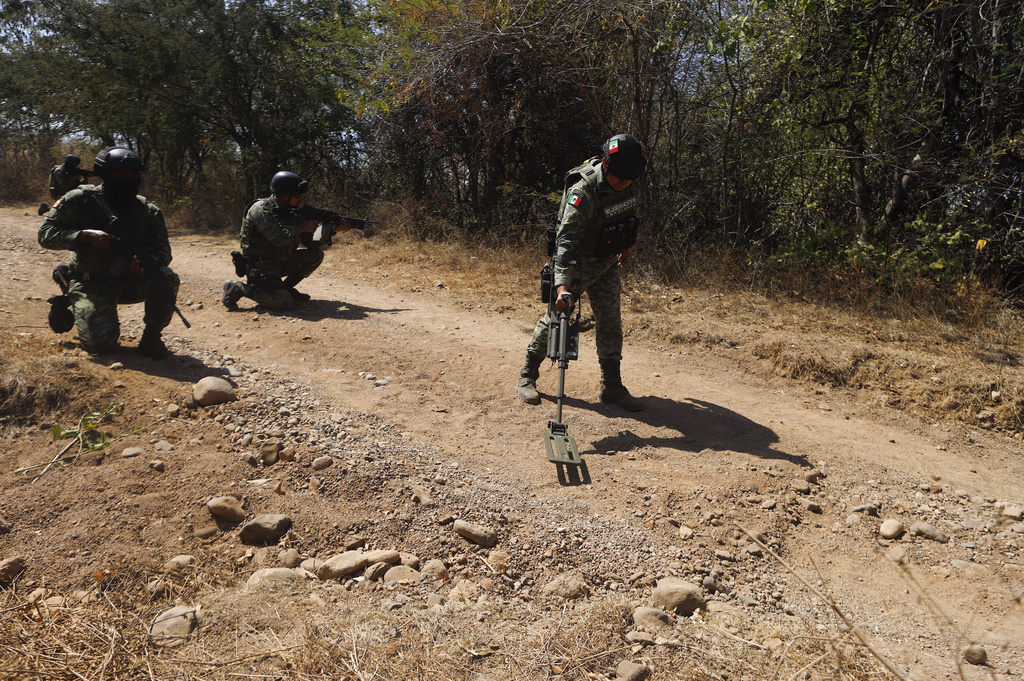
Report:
234,197,324,311
38,186,179,354
525,158,639,363
48,165,88,200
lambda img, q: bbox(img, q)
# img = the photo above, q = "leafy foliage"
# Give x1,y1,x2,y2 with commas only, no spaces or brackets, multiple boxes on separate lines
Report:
1,0,1022,297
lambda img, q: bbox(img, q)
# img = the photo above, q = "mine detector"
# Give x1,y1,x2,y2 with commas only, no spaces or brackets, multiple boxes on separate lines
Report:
539,230,582,466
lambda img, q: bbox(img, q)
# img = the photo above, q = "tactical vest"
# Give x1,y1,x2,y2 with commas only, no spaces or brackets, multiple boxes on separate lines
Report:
558,157,640,258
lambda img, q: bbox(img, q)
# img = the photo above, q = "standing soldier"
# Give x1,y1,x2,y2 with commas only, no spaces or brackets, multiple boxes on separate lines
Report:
39,154,92,215
37,147,180,359
517,134,648,411
222,171,343,311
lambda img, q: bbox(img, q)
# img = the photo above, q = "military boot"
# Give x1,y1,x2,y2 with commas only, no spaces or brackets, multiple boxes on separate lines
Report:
283,274,311,302
222,280,245,310
598,359,644,411
516,353,544,405
138,328,172,360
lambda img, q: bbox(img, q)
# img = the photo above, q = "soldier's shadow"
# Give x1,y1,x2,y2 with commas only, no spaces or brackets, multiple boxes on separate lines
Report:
583,395,809,468
83,346,228,383
263,299,407,322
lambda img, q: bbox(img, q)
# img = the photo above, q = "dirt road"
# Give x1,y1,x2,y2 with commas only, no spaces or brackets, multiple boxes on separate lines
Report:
2,205,1022,678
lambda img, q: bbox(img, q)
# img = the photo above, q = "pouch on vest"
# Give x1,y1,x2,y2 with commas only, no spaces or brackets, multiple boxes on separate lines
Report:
594,216,640,258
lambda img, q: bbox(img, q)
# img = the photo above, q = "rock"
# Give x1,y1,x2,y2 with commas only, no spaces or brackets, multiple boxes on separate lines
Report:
383,565,423,583
879,519,904,539
616,660,652,681
279,548,302,567
679,526,694,540
632,606,673,631
162,555,196,573
625,631,655,645
149,605,201,646
421,559,449,580
260,440,282,466
652,577,705,616
363,562,391,582
363,549,401,565
760,498,777,510
300,558,324,573
193,376,236,406
963,644,987,665
1003,505,1024,521
343,535,366,550
121,446,143,459
194,525,218,540
238,514,292,545
447,579,481,604
311,455,333,471
453,519,498,547
246,568,304,589
399,552,422,569
411,485,435,507
0,556,26,583
149,459,165,472
541,572,589,600
316,551,369,580
0,514,10,535
207,495,246,524
797,498,822,513
910,521,949,543
804,469,825,484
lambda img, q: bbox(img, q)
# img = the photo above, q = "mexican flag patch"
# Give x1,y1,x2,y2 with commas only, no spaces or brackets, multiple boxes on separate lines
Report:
608,139,620,154
569,193,583,207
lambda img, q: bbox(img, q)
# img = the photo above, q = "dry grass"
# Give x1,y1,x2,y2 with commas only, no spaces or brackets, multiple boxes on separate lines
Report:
0,336,94,427
0,565,901,681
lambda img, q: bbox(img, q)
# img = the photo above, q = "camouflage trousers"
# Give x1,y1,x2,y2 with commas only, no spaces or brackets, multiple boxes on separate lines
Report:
68,267,180,353
243,248,324,311
526,255,622,363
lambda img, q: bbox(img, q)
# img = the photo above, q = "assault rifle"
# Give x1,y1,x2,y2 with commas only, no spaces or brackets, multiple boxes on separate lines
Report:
279,205,377,246
89,193,191,329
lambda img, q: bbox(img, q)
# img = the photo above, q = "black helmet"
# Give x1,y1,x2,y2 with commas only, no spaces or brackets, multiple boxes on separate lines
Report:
270,171,309,196
62,154,81,169
602,134,647,181
92,147,144,178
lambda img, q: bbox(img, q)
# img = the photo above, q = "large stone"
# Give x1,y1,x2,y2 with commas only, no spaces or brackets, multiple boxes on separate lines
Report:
238,514,291,545
616,660,652,681
879,518,904,539
149,605,201,646
910,521,949,543
383,565,423,583
542,572,589,600
632,606,673,631
162,555,196,574
192,376,236,407
207,496,246,524
246,568,304,589
316,551,369,580
421,559,449,580
363,549,401,565
0,556,26,583
453,519,498,547
652,577,705,616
